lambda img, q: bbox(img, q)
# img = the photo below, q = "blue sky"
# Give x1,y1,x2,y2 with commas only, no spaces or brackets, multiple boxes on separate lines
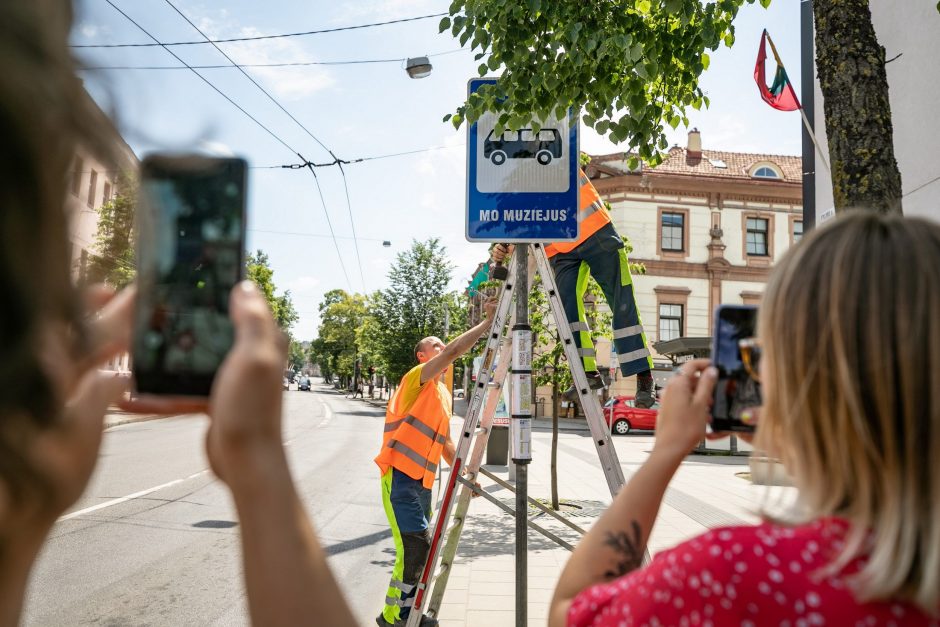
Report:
73,0,801,340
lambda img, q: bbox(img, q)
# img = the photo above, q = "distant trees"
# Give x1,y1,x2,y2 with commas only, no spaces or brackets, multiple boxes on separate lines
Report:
309,239,468,389
88,176,136,287
246,250,298,333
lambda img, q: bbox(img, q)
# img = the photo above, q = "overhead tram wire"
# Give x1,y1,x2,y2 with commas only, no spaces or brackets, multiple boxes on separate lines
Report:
101,0,353,291
82,50,464,71
162,0,366,291
248,143,465,170
71,12,448,48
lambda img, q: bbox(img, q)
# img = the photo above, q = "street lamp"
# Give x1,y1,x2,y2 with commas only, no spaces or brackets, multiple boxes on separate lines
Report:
405,56,432,79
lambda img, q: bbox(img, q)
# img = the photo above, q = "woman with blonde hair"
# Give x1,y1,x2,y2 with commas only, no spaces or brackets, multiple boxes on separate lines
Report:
550,211,940,625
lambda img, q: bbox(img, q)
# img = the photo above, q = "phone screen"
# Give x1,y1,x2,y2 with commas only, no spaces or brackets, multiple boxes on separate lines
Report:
133,155,247,396
710,305,761,433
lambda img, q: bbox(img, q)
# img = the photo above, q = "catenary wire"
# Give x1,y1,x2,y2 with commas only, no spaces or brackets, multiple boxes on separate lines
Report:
72,12,448,48
161,0,366,290
82,50,464,70
102,0,353,290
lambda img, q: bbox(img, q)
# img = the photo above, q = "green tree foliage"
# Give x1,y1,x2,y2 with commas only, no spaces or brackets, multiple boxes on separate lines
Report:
446,0,903,211
369,239,455,384
531,271,611,509
288,340,306,372
308,337,333,383
312,289,368,383
245,250,298,333
442,0,769,166
88,177,136,287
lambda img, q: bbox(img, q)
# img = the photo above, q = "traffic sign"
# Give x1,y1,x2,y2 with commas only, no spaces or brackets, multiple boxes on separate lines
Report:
465,78,579,243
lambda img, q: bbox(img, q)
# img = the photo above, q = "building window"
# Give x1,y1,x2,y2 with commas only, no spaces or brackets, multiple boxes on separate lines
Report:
752,166,780,179
793,220,803,243
661,212,684,252
659,304,683,342
103,181,112,203
746,217,769,256
72,157,84,196
87,169,98,208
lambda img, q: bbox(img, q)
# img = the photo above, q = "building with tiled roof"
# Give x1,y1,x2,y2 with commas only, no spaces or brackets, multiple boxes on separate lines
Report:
581,129,803,397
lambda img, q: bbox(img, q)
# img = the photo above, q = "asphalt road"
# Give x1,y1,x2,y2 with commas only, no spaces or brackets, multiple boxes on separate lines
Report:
23,381,393,627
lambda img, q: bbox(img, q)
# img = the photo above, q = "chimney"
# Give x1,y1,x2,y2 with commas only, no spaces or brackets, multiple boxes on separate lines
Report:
687,128,702,158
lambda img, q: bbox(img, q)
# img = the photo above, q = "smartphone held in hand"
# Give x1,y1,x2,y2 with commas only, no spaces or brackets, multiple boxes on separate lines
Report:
132,154,247,397
710,305,761,433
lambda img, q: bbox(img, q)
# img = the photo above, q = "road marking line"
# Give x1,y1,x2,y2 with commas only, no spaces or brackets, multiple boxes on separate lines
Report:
59,469,209,522
283,399,333,446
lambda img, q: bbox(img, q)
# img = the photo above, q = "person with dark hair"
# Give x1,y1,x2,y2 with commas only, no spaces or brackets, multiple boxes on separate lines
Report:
373,302,494,627
0,2,356,625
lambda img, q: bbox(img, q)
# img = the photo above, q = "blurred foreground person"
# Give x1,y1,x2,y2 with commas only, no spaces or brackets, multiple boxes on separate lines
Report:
550,211,940,625
0,2,354,625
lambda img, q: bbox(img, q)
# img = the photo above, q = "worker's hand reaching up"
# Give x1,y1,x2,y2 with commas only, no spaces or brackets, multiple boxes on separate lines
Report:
490,243,514,264
483,298,497,322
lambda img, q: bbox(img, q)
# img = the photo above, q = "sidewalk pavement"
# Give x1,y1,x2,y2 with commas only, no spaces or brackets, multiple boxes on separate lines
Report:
103,408,163,429
341,392,792,626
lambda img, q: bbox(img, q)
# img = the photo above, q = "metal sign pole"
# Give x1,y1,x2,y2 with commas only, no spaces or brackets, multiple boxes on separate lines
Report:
510,245,532,626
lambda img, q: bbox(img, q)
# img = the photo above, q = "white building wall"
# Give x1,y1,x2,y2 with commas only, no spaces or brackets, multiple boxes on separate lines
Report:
721,280,765,305
611,199,660,258
813,1,940,223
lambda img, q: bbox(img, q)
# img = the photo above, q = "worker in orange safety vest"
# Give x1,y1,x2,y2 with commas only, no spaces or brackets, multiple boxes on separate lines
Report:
492,169,655,407
374,298,495,627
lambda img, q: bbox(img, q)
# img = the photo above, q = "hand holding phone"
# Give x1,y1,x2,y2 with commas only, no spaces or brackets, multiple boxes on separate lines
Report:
132,155,247,398
710,305,762,433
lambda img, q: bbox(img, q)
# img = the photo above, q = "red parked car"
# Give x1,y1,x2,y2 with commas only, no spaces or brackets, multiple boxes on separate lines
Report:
604,395,659,435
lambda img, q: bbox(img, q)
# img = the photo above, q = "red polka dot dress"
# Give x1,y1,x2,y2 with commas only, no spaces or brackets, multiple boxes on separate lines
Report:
568,519,938,627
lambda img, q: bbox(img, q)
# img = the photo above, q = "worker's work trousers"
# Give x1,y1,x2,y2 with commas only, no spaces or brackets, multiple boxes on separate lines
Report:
550,223,653,378
380,468,433,624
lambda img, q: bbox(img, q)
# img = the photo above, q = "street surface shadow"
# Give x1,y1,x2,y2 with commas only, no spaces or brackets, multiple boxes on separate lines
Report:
192,519,238,529
683,454,751,466
455,507,578,559
325,528,393,556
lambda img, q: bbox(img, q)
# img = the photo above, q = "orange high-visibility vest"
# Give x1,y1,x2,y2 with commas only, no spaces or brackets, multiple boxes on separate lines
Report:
375,379,451,489
544,170,612,258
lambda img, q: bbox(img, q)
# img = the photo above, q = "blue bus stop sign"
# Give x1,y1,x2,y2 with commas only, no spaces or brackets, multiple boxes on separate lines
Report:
465,78,579,243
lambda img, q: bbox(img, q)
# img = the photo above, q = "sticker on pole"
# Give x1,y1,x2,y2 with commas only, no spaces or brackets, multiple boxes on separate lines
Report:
465,77,579,243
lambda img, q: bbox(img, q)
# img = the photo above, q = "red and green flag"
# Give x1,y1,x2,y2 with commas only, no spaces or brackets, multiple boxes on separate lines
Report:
754,29,800,111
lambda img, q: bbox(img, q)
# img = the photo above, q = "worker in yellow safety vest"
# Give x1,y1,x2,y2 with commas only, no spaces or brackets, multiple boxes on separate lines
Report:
492,170,655,407
374,298,495,627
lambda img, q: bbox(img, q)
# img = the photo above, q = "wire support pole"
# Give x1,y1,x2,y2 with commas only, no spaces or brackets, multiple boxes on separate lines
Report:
511,245,532,627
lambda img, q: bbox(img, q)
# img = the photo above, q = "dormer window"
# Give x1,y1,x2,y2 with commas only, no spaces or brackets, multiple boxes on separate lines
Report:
750,162,783,179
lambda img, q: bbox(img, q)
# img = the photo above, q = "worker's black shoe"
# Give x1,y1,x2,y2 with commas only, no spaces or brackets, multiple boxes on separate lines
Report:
376,613,439,627
562,371,606,401
634,374,655,409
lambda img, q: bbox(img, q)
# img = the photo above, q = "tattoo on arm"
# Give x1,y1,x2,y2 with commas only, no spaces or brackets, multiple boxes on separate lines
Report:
602,521,644,579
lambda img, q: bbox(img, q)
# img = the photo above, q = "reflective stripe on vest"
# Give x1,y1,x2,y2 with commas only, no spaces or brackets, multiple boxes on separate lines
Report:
374,377,450,489
544,169,612,258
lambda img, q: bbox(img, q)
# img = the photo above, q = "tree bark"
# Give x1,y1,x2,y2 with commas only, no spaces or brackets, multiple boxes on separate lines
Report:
813,0,902,213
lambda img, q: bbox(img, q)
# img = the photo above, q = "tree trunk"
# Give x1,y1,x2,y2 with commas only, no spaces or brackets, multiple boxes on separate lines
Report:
813,0,902,213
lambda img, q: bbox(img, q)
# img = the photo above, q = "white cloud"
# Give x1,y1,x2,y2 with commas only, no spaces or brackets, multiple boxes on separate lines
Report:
183,10,335,101
332,0,443,23
79,23,99,39
197,139,235,156
286,275,322,294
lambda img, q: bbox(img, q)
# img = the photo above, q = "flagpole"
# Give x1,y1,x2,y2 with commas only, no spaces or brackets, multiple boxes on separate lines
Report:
797,105,831,174
766,31,831,175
